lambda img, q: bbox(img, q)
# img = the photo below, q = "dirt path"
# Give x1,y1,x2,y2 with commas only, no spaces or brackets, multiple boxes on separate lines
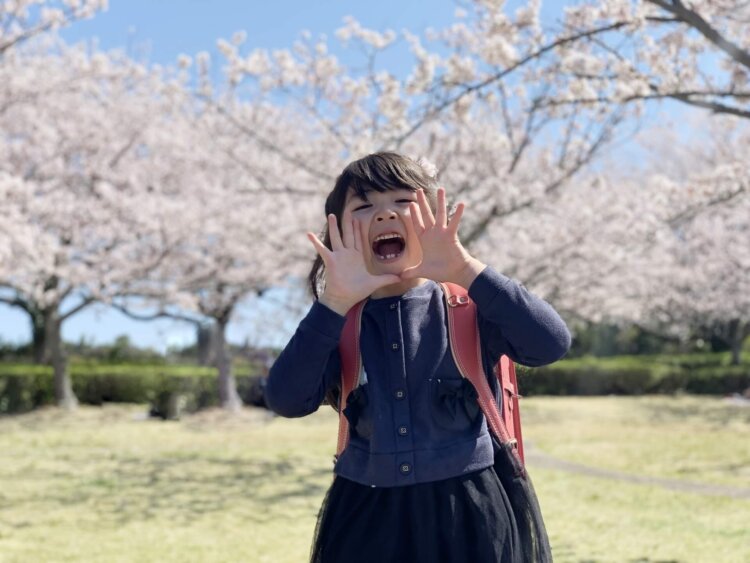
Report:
525,443,750,500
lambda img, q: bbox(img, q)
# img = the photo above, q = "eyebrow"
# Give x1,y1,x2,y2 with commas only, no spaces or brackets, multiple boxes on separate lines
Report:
348,190,419,208
346,193,369,205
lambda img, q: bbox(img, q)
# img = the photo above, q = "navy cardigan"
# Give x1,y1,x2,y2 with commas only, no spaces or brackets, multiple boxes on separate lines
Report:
266,266,571,487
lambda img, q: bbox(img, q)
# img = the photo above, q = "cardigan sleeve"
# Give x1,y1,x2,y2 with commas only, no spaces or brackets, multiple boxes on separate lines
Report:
468,266,571,367
265,300,345,418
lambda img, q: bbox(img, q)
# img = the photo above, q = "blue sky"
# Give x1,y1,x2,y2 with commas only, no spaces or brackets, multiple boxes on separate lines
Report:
60,0,464,76
55,1,568,67
0,0,695,352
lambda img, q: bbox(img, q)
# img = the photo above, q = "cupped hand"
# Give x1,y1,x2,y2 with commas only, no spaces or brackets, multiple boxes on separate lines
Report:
401,187,483,286
307,212,401,315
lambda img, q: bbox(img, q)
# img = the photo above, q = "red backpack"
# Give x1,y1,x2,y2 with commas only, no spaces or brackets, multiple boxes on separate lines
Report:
334,282,525,465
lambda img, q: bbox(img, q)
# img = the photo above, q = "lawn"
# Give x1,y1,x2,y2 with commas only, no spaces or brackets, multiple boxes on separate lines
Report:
0,396,748,562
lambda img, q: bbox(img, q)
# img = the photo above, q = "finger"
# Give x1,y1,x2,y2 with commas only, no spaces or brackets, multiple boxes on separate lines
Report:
359,215,374,267
408,202,425,233
447,202,465,236
403,204,423,266
341,209,354,248
353,218,362,252
435,187,447,228
328,214,343,250
417,189,435,227
307,232,331,263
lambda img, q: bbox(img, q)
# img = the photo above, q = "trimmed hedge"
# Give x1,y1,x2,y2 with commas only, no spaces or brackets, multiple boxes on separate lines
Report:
517,353,750,396
0,363,265,417
2,353,748,415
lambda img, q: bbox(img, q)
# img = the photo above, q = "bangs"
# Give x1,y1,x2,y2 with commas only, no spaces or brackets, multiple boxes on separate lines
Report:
346,174,419,202
324,152,435,216
344,152,431,201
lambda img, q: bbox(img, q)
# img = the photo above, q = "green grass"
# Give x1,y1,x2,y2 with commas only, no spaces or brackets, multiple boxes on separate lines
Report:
0,397,748,562
522,397,750,562
523,396,750,489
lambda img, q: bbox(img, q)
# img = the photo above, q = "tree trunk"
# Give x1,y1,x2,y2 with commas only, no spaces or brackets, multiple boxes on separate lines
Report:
48,315,78,410
215,317,242,412
196,322,219,366
727,319,748,366
30,304,54,364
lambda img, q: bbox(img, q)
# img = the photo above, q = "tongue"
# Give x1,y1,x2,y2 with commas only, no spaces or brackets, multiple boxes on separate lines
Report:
379,240,402,256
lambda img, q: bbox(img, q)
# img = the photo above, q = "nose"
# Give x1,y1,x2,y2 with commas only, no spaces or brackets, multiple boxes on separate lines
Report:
375,208,398,222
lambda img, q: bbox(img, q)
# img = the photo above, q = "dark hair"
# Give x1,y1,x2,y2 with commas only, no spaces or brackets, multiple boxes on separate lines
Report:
307,152,438,299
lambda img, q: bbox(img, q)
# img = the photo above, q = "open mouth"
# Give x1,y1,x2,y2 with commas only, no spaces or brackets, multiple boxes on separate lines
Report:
371,232,405,261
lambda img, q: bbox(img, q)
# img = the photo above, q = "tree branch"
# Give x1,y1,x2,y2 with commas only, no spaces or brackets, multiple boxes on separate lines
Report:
0,294,29,312
647,0,750,71
395,21,630,146
0,5,98,55
537,89,750,120
205,100,335,183
461,109,621,247
667,92,750,119
59,297,96,322
667,183,748,228
111,301,204,326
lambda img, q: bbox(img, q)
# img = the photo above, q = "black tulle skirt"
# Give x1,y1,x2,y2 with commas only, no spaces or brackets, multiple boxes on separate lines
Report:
309,466,523,563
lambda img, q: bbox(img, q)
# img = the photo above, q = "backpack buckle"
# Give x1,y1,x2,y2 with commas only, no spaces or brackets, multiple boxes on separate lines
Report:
447,295,470,307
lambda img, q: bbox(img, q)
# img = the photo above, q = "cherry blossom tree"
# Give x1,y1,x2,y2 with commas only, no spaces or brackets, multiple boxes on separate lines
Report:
0,37,200,408
1,10,343,411
104,78,320,412
496,110,748,363
109,72,341,410
609,115,749,363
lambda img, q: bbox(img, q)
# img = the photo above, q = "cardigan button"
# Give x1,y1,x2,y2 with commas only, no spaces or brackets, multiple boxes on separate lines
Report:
398,426,408,436
399,463,412,475
389,303,397,310
394,389,405,400
391,343,399,350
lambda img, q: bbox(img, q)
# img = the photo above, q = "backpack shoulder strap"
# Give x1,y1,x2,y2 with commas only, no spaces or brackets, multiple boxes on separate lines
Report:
497,355,525,462
440,282,522,461
335,300,365,460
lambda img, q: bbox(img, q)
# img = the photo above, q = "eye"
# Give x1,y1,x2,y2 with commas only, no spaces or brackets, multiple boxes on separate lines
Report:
353,203,371,212
397,199,415,204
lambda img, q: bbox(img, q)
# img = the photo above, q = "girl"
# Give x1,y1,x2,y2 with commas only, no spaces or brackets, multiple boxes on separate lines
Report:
266,152,570,562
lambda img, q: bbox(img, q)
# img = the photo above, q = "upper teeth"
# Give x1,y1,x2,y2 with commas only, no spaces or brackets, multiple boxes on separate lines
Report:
374,233,402,242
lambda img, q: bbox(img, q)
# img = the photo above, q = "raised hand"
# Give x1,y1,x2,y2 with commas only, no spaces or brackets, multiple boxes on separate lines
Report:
401,187,486,288
307,211,401,315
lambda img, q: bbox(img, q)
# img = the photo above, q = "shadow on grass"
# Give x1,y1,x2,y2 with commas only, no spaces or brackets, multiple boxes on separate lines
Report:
0,453,333,526
572,559,681,563
637,398,750,427
553,542,684,563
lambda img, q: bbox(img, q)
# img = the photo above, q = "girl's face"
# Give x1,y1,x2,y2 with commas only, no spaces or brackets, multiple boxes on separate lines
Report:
342,187,424,276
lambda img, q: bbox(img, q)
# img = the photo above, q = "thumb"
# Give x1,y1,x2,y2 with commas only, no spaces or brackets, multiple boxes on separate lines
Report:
372,273,402,287
306,232,331,265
